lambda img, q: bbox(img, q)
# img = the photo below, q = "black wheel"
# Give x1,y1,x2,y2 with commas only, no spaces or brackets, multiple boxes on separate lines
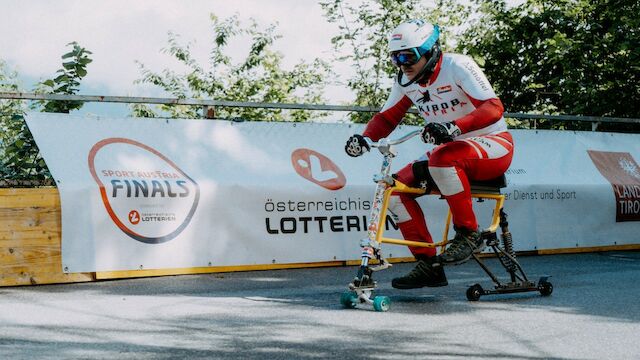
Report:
538,281,553,296
466,284,483,301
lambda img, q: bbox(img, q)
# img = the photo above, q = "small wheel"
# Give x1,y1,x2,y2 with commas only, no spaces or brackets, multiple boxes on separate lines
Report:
538,281,553,296
372,296,391,312
466,284,483,301
340,291,358,309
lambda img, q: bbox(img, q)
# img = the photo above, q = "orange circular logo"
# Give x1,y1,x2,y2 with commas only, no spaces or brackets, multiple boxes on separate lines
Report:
128,210,141,225
291,148,346,190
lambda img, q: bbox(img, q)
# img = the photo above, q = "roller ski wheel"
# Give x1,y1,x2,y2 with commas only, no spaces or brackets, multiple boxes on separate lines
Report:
538,280,553,296
340,291,358,309
466,284,483,301
372,296,391,312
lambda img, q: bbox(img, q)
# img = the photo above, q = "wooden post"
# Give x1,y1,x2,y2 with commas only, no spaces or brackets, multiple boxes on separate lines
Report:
203,106,215,119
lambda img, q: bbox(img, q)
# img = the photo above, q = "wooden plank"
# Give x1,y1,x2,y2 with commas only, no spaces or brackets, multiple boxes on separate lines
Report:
0,188,93,287
0,188,59,208
0,241,94,287
0,229,60,246
0,244,61,265
0,207,60,232
0,263,93,286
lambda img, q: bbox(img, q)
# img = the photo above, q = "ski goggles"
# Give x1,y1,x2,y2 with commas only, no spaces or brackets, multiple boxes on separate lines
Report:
390,48,422,67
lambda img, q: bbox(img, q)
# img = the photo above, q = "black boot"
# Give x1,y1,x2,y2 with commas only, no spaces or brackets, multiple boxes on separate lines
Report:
440,226,483,265
391,256,448,289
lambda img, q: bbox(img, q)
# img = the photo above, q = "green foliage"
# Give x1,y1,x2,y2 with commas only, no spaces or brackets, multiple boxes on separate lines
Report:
0,112,50,181
0,61,30,179
320,0,471,123
34,41,93,113
0,42,92,181
134,14,331,121
458,0,640,131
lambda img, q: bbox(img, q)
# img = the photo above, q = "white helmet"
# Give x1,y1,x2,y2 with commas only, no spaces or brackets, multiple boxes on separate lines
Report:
388,19,440,54
388,20,441,87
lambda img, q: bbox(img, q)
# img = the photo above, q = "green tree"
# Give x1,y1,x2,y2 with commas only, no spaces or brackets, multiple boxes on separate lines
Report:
458,0,640,131
0,42,92,182
0,61,26,180
320,0,471,123
34,41,93,113
134,14,331,121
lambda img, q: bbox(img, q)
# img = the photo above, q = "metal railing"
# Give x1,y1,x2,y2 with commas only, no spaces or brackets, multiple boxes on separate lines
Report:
1,92,639,131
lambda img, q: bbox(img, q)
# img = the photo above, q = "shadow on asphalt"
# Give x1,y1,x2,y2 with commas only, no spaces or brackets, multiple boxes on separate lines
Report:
13,252,640,322
1,252,638,359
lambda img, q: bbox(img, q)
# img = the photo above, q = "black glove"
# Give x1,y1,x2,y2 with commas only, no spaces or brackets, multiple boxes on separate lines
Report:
420,122,461,145
345,134,370,157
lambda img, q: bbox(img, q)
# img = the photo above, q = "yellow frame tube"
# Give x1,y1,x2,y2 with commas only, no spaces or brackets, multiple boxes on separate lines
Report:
375,181,505,250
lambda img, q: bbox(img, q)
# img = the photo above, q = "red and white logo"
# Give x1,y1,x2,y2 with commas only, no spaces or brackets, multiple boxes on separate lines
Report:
588,150,640,222
437,85,452,94
291,148,346,190
88,138,200,243
128,210,141,225
391,34,403,40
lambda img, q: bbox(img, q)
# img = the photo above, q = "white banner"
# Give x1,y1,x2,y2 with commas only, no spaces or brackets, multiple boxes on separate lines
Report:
24,113,640,272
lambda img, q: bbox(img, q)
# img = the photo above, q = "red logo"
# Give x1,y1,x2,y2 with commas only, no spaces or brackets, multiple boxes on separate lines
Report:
291,149,346,190
128,210,141,225
437,85,452,94
392,34,402,40
588,150,640,222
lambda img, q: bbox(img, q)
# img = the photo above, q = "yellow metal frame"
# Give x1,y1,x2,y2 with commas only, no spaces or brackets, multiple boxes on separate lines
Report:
376,180,505,251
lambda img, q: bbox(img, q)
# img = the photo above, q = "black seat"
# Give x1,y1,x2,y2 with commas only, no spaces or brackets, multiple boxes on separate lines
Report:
425,174,507,195
469,175,507,194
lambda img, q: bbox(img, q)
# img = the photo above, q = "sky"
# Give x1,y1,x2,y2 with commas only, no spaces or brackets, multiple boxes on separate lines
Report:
1,0,523,119
0,0,354,117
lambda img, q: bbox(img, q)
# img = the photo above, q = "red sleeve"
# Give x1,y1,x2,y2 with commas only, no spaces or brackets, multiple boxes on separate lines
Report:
363,95,412,141
453,97,504,134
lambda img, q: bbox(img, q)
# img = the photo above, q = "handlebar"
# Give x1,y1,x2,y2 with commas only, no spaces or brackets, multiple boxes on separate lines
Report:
364,130,421,156
388,129,421,146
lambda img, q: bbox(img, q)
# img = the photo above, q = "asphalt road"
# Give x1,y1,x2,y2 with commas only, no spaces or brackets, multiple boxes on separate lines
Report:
1,251,639,359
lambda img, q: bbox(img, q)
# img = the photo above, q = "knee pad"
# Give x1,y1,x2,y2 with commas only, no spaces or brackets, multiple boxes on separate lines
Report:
412,160,437,190
387,195,412,223
429,166,465,196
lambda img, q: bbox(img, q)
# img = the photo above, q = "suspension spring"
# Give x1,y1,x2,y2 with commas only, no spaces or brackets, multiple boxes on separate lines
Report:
498,208,516,271
500,231,516,272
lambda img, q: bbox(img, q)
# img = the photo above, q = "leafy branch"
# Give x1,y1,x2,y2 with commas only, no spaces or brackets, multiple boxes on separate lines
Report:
133,13,331,121
0,42,92,181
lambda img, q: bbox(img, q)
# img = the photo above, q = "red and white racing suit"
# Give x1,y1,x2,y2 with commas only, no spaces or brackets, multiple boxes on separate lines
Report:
363,53,513,257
